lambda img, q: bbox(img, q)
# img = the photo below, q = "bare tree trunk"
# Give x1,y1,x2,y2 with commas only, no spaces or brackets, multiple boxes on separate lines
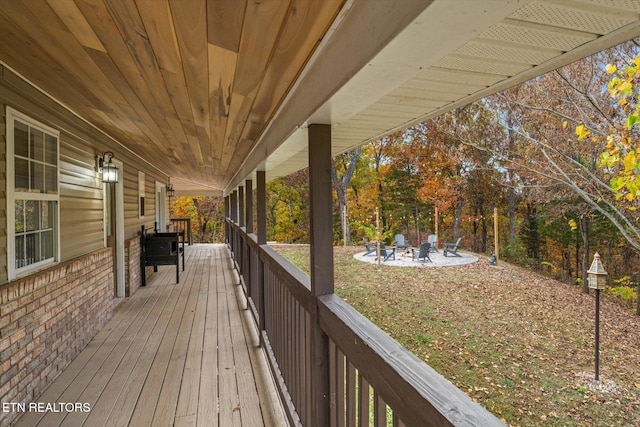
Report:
575,229,580,282
637,266,640,315
472,207,479,251
453,185,463,239
580,214,590,294
524,202,539,262
509,187,516,244
331,147,361,246
480,203,487,253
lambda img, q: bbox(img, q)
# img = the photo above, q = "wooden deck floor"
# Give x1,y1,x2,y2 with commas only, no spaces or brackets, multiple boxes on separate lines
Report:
16,244,287,427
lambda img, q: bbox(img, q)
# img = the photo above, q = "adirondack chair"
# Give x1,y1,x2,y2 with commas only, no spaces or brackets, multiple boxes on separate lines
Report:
395,234,409,251
412,242,432,262
380,243,396,261
363,239,377,256
443,237,462,257
427,234,438,252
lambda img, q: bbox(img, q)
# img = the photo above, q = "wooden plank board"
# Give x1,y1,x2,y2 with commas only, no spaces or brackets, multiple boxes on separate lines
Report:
150,251,200,426
16,265,172,426
235,283,289,427
16,0,151,138
127,258,198,426
103,261,192,426
241,0,344,143
80,265,183,425
207,0,246,52
217,259,242,427
58,266,179,426
46,0,106,51
197,249,221,427
233,0,291,96
170,0,209,166
229,281,264,426
77,0,183,155
175,249,208,418
13,278,161,427
13,245,287,427
136,0,200,165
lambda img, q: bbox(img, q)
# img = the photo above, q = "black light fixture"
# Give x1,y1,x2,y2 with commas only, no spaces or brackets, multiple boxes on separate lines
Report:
167,179,175,198
98,151,119,183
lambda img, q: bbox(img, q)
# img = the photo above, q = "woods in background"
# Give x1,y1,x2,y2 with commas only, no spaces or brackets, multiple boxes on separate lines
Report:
173,40,640,311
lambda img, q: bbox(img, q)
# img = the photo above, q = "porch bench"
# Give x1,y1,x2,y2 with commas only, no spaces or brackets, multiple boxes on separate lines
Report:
140,226,185,284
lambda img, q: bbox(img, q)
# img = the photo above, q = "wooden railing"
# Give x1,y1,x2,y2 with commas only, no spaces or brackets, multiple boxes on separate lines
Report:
227,220,504,427
170,218,192,245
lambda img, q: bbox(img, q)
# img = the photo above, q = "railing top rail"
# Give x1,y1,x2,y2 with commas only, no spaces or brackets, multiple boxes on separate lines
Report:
260,243,314,310
318,293,505,427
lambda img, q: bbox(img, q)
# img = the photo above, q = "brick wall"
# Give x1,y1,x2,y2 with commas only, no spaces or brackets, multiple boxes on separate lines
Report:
0,248,113,427
124,237,142,296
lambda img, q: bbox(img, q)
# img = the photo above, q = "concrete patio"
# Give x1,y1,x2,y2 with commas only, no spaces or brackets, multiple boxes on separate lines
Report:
354,247,479,267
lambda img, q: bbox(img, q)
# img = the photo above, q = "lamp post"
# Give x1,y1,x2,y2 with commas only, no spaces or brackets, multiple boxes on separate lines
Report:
587,252,607,381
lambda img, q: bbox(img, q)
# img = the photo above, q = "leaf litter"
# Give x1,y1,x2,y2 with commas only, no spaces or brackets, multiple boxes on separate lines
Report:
274,245,640,426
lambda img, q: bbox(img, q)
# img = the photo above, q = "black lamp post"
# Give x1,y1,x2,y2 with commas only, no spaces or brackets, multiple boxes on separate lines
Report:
587,252,607,381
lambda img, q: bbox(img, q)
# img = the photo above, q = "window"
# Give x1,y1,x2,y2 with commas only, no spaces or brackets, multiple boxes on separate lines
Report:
7,108,59,279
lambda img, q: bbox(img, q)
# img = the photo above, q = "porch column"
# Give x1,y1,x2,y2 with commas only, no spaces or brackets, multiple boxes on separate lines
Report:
238,185,245,228
231,190,237,223
230,190,238,255
224,195,230,244
256,171,267,343
245,180,253,234
308,124,332,426
257,172,266,245
245,180,254,299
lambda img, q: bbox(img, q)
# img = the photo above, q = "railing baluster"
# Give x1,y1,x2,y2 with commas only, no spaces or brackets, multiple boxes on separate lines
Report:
358,375,369,427
374,390,386,427
328,340,347,427
346,360,356,427
170,218,192,245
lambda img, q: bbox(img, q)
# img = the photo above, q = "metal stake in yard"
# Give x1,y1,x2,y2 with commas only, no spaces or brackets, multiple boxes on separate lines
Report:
587,252,607,381
376,207,381,266
493,207,499,265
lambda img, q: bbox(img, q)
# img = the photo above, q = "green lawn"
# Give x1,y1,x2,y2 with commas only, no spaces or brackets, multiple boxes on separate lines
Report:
273,244,640,427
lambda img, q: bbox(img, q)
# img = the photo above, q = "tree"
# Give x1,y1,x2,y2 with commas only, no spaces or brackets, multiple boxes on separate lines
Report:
332,147,361,245
577,48,640,312
266,170,309,243
171,196,224,243
593,55,640,205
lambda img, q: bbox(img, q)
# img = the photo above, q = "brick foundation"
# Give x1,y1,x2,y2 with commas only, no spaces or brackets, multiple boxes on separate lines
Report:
124,238,142,297
0,248,113,427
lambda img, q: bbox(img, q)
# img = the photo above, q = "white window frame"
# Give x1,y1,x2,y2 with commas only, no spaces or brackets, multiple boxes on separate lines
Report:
155,181,167,232
6,107,60,280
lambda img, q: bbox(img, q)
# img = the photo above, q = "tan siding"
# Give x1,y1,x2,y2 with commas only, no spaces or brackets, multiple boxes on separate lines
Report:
59,134,104,259
0,66,169,284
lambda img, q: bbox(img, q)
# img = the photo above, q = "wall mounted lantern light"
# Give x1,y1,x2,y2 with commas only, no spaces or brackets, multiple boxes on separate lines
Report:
167,179,175,198
98,151,119,183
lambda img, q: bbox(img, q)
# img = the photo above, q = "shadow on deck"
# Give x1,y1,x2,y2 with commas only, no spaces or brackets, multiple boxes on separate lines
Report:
16,244,286,427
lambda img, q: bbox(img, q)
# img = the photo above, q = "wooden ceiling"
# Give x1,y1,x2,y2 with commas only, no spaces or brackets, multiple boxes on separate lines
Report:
0,0,344,195
1,1,640,196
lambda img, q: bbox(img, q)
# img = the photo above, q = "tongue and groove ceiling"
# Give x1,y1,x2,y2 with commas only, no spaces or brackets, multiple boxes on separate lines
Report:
0,0,639,196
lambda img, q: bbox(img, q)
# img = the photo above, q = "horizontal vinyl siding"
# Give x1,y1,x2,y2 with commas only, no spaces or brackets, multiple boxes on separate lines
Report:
60,136,104,260
0,66,169,284
123,167,158,236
